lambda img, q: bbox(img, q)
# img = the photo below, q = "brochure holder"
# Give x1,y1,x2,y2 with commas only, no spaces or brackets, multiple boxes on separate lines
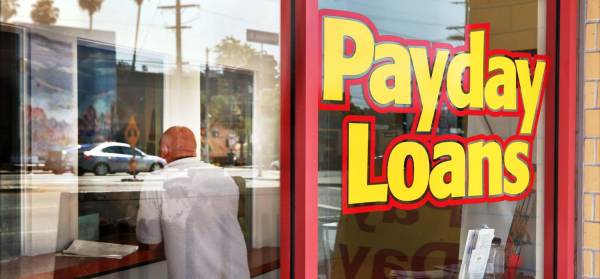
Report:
458,227,495,279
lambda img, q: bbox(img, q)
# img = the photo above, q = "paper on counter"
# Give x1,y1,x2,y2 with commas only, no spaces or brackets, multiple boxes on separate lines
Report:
62,240,138,259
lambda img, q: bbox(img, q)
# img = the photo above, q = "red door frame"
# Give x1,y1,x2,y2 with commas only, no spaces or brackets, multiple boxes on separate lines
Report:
280,0,292,276
548,0,579,278
279,0,580,277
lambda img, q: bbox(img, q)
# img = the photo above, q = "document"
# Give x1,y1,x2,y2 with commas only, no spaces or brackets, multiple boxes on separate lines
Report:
62,240,138,259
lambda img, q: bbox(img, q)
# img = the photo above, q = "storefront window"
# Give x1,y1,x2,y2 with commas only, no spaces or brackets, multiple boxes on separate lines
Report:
0,0,281,278
317,0,548,278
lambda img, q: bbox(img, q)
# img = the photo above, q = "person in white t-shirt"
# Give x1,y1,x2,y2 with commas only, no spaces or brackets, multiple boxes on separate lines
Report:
136,126,250,279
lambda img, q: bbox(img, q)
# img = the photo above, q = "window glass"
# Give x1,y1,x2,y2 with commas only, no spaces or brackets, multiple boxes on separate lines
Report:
317,0,548,278
0,0,281,278
134,149,144,157
102,146,123,154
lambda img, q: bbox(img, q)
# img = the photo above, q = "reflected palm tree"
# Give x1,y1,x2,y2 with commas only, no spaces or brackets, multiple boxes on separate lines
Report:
78,0,104,30
1,0,19,22
30,0,59,25
131,0,145,69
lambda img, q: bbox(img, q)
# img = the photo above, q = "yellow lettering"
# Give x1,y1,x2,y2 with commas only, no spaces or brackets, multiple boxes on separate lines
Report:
430,141,466,199
516,59,546,134
447,30,486,109
467,141,503,197
410,47,450,132
387,141,429,202
485,56,517,111
323,17,375,102
503,141,530,195
369,43,412,106
347,122,388,205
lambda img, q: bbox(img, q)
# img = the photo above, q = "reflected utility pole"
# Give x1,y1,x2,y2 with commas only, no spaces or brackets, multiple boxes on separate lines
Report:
204,48,210,163
159,0,198,73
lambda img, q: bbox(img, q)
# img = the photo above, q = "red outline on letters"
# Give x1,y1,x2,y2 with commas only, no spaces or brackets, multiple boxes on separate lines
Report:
318,9,551,215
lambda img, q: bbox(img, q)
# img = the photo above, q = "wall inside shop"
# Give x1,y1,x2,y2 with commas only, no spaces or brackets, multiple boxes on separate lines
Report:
464,0,544,274
469,0,538,51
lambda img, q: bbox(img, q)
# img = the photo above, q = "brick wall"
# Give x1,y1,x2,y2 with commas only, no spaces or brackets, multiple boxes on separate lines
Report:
582,0,600,278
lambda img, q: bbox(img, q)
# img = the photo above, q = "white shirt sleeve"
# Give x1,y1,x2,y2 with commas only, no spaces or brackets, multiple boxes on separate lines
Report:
136,190,163,244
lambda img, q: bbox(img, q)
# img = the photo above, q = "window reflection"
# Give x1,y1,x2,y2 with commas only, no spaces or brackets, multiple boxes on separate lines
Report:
0,25,24,262
0,0,281,278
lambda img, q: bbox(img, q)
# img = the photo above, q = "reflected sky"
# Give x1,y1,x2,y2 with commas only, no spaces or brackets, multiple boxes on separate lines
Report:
319,0,466,44
9,0,465,70
319,0,467,110
11,0,280,70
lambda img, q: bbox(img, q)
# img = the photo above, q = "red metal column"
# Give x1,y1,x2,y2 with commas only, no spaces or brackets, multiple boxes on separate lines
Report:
544,0,557,277
553,0,580,277
280,0,292,277
292,0,320,278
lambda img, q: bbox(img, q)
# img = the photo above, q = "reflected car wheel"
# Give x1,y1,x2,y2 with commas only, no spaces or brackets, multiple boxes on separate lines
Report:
93,163,109,176
150,163,162,172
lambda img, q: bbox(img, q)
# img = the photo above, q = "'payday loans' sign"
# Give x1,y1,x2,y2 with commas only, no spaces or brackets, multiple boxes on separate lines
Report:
319,10,550,214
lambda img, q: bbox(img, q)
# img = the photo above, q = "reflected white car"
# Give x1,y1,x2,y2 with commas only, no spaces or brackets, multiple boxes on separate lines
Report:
78,142,166,176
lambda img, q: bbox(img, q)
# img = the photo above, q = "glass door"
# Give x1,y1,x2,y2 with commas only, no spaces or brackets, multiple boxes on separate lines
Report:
315,1,550,278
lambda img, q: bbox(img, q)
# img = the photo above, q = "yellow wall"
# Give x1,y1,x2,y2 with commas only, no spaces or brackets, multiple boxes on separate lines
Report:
469,0,538,51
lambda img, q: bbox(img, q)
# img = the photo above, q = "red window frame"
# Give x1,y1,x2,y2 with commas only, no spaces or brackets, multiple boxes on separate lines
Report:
279,0,580,278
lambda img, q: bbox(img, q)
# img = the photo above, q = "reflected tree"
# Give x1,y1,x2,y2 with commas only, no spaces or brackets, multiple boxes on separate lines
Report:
215,37,260,69
78,0,103,30
30,0,59,25
1,0,19,22
212,36,280,165
214,36,280,113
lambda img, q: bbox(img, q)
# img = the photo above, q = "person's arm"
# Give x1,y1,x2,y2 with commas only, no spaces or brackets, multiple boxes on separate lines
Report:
136,190,163,246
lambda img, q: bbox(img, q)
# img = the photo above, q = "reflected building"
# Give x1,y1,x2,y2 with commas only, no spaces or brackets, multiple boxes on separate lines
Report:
201,67,254,166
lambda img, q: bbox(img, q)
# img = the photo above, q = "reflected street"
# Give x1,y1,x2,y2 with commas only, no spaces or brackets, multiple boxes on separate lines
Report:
0,168,280,193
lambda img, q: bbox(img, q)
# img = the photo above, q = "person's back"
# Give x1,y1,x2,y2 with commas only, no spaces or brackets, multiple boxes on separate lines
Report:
136,126,250,279
137,158,250,279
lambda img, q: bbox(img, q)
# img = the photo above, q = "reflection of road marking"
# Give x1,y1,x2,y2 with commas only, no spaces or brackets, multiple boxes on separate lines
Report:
318,204,341,211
